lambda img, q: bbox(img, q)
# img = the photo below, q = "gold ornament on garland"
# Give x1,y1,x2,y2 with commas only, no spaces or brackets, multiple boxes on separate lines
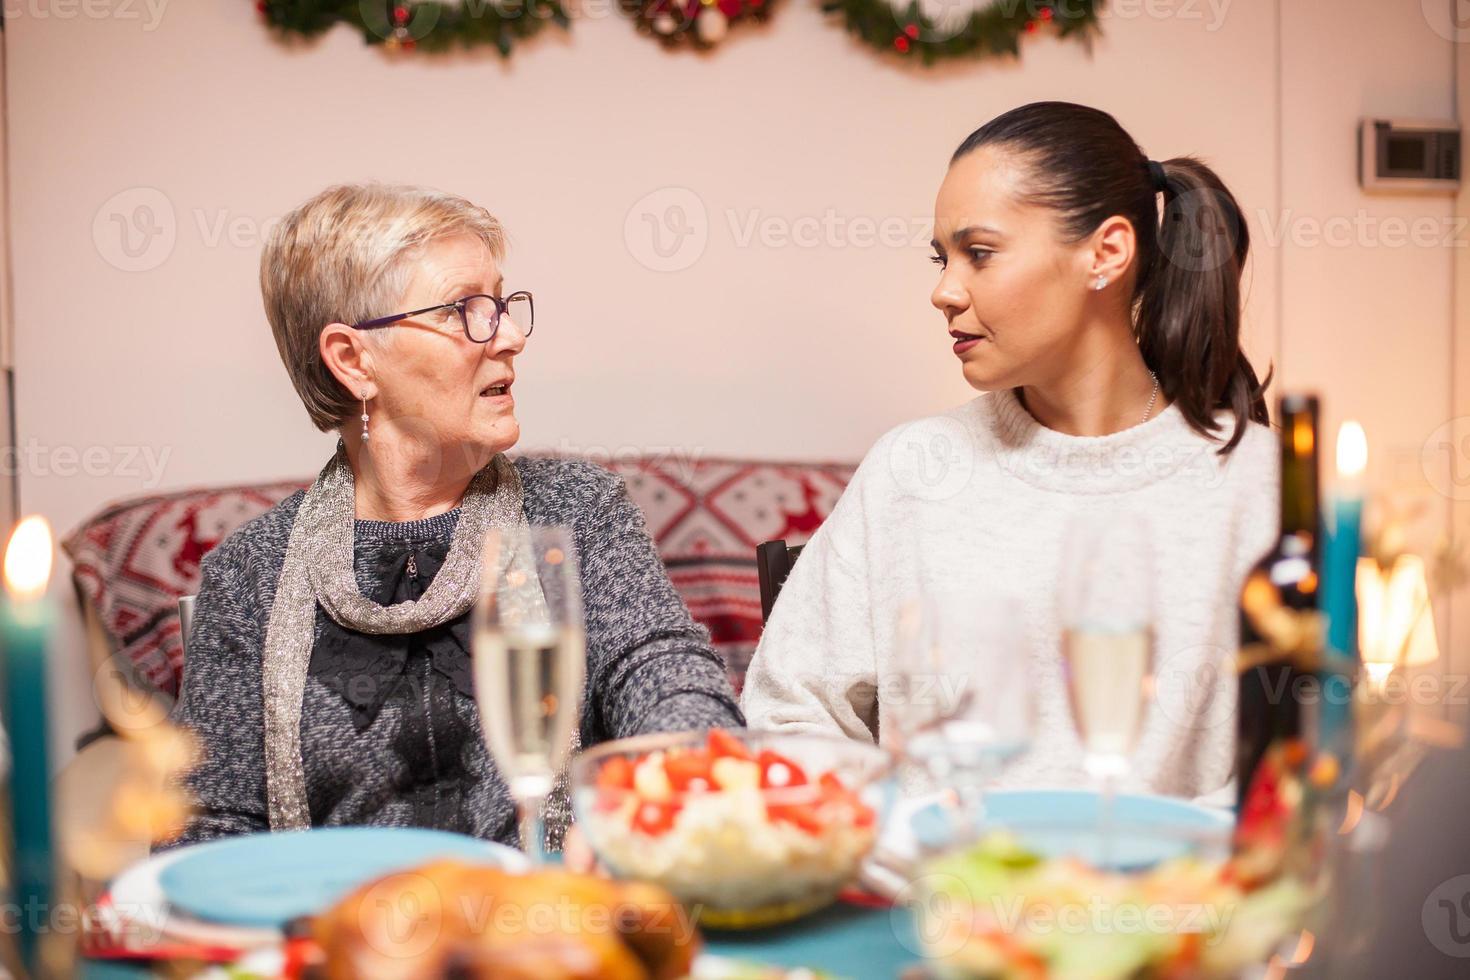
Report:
628,0,778,49
822,0,1100,65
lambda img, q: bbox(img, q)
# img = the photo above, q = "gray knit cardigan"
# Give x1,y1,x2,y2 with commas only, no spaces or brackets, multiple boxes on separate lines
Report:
161,456,744,851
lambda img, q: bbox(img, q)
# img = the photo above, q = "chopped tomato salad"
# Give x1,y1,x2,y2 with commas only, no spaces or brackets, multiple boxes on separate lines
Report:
593,728,875,836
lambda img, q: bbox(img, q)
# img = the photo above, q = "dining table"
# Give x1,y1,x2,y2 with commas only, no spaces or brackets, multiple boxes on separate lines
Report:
76,893,921,979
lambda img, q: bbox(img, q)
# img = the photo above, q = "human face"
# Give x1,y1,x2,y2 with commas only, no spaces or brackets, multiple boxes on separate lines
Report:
930,148,1096,392
367,233,526,466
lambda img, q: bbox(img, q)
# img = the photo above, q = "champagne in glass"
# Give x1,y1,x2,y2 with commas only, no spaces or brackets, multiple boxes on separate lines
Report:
1058,510,1155,866
473,525,584,859
1062,626,1152,776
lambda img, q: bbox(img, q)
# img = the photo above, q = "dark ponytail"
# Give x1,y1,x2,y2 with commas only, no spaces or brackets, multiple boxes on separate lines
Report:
952,101,1270,454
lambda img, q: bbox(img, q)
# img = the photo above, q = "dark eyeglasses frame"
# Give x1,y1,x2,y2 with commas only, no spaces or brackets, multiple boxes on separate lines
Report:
351,290,534,343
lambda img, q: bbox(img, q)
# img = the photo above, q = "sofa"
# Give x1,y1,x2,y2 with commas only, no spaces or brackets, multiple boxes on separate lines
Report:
61,453,856,711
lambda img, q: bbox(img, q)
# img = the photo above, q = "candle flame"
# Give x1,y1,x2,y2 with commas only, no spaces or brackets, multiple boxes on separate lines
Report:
4,515,54,601
1337,420,1367,477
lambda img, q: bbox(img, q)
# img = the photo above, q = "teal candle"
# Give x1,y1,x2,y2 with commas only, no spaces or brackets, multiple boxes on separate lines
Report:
1323,496,1363,656
1318,422,1366,756
1,516,57,971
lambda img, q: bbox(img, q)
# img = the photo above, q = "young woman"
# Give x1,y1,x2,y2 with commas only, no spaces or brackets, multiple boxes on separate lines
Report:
742,102,1279,800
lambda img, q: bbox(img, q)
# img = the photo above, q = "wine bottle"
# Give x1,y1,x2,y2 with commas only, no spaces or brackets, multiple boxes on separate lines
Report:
1236,394,1325,814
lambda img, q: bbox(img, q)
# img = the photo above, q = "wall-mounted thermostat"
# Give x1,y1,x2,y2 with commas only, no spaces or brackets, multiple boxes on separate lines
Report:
1358,118,1460,193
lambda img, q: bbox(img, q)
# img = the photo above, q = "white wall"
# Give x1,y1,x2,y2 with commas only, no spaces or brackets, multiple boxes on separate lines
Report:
2,0,1456,757
1280,0,1458,674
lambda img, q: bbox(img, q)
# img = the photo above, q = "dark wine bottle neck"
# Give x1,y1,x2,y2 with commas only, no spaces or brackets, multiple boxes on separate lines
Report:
1279,401,1320,539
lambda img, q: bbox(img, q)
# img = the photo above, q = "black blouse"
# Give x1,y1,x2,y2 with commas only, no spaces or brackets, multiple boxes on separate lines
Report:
308,539,479,833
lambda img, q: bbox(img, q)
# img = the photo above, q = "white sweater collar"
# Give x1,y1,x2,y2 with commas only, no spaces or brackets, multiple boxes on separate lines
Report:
982,386,1227,495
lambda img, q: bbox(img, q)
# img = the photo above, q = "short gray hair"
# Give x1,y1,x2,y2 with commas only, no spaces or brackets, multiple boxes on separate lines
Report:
260,183,506,431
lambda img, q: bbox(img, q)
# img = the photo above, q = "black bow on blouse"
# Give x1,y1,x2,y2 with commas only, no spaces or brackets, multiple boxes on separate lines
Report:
308,541,477,731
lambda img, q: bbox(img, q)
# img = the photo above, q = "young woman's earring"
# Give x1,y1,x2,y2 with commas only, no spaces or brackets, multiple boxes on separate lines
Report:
1093,275,1108,291
360,392,370,442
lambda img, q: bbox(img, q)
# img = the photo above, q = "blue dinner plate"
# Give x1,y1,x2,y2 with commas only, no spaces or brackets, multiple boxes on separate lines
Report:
910,788,1233,871
158,827,528,928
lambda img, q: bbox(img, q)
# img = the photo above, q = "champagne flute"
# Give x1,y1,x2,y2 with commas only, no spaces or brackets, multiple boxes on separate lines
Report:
472,525,585,861
894,591,1032,840
1057,510,1155,867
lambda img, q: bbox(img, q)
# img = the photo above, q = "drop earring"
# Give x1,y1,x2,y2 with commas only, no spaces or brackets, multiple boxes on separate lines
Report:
1093,275,1108,291
360,392,370,442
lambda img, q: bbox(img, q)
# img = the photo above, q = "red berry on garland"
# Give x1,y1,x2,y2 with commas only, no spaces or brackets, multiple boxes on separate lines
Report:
904,23,918,39
717,0,740,17
1039,6,1054,20
402,37,416,50
1024,19,1037,32
393,5,409,25
895,36,910,53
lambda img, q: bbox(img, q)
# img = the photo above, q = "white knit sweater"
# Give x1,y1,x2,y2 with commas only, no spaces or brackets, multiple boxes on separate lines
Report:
742,388,1280,800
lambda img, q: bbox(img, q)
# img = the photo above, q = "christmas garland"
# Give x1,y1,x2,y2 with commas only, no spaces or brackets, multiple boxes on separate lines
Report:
821,0,1100,65
254,1,570,56
254,0,1098,59
626,0,779,48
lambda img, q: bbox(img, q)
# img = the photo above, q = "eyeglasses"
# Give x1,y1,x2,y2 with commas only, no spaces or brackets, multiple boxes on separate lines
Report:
351,290,534,344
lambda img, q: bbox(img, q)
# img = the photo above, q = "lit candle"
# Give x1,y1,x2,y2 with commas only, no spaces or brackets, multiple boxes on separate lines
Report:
2,516,56,971
1319,422,1366,752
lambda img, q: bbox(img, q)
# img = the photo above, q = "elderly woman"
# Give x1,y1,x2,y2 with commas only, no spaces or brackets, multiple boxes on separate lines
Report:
165,183,743,850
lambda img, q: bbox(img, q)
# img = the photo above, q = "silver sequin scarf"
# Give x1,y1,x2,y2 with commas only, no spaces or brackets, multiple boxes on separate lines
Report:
260,444,527,829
